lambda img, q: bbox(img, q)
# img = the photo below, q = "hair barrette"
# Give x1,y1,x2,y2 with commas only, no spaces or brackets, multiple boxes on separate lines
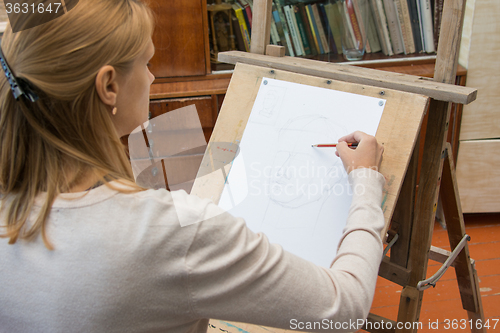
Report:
0,46,39,103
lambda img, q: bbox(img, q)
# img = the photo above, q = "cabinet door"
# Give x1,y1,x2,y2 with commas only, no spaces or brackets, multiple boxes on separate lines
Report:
149,96,216,143
148,0,208,78
140,96,217,193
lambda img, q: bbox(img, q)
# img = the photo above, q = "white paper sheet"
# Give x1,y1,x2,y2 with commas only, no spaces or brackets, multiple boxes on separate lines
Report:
219,78,385,267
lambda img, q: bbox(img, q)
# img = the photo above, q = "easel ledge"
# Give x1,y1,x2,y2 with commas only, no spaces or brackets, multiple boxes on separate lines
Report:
219,51,477,105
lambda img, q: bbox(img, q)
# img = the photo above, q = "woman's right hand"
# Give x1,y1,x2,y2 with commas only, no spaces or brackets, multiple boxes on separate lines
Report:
335,131,384,174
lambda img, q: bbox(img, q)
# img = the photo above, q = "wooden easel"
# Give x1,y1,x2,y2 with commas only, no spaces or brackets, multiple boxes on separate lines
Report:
196,0,486,332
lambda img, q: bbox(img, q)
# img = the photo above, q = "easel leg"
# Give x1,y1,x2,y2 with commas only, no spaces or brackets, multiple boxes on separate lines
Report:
393,108,486,333
394,0,477,330
441,143,486,332
468,264,486,333
397,286,421,332
394,99,452,333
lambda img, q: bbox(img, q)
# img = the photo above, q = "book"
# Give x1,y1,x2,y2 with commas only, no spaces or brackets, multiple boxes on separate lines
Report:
274,0,295,57
406,0,423,52
394,0,415,54
318,3,338,55
270,15,280,46
370,0,394,56
289,6,306,54
362,0,382,53
324,2,344,54
271,3,290,53
414,0,425,52
382,0,405,54
231,13,247,52
283,5,304,56
311,4,330,53
301,3,319,55
293,5,313,55
284,5,304,56
433,0,444,52
418,0,434,53
237,0,252,36
306,4,323,54
246,0,253,10
237,0,252,34
232,4,251,52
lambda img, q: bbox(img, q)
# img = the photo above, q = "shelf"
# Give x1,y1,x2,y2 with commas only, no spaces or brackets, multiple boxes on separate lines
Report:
150,73,232,100
212,52,466,81
211,50,442,72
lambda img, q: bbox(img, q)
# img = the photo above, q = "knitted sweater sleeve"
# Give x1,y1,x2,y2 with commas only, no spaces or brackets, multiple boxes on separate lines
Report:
184,168,385,332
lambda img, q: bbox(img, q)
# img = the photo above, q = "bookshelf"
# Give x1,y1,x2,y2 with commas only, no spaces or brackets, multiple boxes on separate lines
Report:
146,0,452,101
208,0,444,72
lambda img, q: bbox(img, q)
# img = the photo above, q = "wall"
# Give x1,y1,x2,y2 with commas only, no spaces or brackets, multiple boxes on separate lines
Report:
457,0,500,212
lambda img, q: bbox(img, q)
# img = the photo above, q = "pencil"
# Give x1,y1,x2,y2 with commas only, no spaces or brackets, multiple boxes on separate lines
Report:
311,143,359,148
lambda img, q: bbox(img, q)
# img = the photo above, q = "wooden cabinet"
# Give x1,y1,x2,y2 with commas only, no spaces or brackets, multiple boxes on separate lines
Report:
147,0,229,133
148,1,209,78
135,0,230,193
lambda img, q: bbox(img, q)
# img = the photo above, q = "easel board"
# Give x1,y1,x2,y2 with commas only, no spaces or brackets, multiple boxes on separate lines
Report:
192,63,429,241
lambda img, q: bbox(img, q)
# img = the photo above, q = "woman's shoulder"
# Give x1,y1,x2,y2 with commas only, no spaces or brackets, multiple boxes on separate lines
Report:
109,182,228,228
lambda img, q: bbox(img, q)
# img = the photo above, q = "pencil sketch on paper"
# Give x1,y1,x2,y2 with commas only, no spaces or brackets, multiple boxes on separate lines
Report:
218,78,385,267
259,89,283,118
252,84,287,126
262,114,347,231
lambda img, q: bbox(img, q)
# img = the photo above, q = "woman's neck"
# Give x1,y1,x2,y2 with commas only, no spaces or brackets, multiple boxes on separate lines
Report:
64,169,104,193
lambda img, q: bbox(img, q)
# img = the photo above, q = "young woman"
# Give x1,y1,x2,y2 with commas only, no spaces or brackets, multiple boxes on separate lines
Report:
0,1,385,332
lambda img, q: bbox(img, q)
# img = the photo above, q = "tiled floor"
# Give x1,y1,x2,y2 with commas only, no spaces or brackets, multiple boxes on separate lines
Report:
368,213,500,332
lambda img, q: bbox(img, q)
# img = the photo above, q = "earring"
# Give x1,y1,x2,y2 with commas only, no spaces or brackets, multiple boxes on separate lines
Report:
112,107,118,115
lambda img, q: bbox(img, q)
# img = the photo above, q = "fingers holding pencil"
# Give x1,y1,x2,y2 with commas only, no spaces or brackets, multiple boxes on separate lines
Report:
335,131,384,174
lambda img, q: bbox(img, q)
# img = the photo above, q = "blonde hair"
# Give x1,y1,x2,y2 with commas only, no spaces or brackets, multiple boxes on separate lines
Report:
0,0,154,249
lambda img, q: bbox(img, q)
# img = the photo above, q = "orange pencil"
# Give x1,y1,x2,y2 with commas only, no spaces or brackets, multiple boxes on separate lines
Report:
311,143,359,148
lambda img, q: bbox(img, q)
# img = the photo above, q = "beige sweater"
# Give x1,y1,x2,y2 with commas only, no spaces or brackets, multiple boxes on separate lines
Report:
0,168,385,333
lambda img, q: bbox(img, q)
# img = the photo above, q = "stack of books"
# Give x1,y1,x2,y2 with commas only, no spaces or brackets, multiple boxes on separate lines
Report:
228,0,445,58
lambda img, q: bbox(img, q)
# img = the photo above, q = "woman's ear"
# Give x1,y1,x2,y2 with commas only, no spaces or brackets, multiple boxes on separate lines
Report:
95,65,119,107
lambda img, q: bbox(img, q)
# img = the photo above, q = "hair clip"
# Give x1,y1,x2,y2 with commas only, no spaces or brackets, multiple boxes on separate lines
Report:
0,46,39,103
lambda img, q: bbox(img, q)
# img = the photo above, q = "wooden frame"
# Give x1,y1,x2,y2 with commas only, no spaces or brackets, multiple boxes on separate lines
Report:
191,62,428,240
